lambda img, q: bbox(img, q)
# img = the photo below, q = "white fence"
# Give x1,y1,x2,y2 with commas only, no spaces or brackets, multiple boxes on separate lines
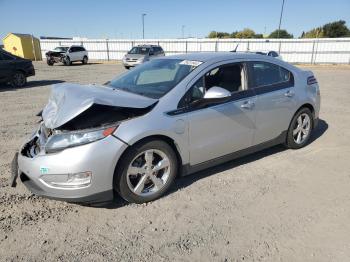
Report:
40,38,350,64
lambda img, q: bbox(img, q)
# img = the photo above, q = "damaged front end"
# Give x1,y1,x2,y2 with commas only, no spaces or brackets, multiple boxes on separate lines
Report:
45,51,66,64
26,83,157,155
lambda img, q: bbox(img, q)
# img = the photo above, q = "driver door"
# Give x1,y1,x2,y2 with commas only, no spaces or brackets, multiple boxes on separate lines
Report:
183,62,257,166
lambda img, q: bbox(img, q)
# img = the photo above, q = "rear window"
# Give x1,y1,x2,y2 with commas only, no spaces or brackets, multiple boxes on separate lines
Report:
129,47,150,55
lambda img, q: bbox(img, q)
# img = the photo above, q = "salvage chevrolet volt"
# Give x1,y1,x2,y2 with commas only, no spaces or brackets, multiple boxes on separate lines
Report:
11,52,320,204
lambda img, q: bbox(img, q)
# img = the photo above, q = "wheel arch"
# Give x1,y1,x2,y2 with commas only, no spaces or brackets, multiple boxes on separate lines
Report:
294,103,315,126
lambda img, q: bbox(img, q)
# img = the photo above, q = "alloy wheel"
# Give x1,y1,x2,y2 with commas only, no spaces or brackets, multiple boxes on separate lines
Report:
126,149,171,197
293,113,311,144
13,73,26,87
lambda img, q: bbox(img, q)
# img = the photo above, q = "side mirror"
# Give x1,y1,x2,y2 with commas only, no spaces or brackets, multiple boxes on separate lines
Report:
191,86,231,109
204,86,231,100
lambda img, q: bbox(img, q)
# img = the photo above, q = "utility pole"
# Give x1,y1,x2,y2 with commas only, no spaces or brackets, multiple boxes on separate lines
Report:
277,0,285,38
181,25,185,38
142,13,147,39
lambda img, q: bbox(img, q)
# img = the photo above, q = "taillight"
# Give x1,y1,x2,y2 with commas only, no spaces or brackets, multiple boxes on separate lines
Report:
307,75,317,85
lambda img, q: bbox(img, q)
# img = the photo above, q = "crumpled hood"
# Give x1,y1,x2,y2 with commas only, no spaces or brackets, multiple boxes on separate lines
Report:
42,83,157,129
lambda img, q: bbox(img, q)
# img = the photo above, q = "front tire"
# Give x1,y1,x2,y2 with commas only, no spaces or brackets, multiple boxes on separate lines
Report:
124,66,130,70
114,140,178,203
285,108,313,149
64,56,71,66
11,71,27,88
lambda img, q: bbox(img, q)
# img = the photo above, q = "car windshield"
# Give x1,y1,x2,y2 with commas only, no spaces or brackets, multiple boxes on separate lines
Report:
108,59,201,99
54,47,69,52
128,47,150,55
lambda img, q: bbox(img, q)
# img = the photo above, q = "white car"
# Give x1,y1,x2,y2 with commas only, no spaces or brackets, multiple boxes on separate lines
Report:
46,46,89,66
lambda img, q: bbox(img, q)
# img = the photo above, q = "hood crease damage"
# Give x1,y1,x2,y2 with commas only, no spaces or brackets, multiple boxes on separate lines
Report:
42,83,157,131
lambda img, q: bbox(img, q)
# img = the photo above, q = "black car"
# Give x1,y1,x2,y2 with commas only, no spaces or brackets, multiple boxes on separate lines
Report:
0,49,35,87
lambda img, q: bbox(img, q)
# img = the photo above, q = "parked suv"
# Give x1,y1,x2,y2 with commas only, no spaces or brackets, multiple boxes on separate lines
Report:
46,46,88,66
122,45,165,69
0,49,35,87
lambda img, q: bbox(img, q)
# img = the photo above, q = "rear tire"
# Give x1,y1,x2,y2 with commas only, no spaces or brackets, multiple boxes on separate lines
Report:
11,71,27,88
82,56,88,64
124,66,130,70
114,140,178,204
285,108,313,149
47,59,54,66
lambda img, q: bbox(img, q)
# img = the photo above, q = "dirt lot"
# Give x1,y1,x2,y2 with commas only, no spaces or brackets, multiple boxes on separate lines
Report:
0,62,349,261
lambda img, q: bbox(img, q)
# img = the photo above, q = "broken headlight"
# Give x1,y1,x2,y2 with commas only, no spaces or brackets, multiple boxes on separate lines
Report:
45,126,116,153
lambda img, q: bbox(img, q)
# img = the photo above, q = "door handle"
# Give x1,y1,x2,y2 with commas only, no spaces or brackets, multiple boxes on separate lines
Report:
284,90,295,97
241,100,255,109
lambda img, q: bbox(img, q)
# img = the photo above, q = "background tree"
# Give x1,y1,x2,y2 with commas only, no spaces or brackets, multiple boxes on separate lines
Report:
268,29,293,38
322,20,350,38
301,27,323,38
235,28,256,39
207,31,231,38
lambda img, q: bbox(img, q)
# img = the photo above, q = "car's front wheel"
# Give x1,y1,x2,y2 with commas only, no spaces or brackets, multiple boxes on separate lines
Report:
11,71,27,88
64,56,71,66
286,108,313,149
114,140,178,203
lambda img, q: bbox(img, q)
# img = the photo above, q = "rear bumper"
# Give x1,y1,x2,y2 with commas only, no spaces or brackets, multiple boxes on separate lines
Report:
26,66,35,77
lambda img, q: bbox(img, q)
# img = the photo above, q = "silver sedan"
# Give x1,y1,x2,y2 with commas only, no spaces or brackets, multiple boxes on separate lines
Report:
12,52,321,204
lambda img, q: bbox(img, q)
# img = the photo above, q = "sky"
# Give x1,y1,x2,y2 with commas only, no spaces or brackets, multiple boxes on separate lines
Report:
0,0,349,42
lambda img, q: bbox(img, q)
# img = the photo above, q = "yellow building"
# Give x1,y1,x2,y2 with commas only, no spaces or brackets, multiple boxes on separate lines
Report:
3,33,42,61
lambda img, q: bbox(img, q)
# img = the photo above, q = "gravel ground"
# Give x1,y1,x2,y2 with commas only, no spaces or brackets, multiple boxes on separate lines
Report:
0,62,349,261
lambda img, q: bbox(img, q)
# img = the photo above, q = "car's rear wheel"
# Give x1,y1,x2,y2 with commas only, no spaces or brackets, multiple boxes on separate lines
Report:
286,108,313,149
114,140,178,203
124,66,130,70
82,56,88,64
11,71,27,88
47,59,54,66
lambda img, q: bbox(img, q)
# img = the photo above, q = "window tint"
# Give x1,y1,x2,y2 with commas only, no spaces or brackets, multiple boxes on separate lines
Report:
250,62,292,88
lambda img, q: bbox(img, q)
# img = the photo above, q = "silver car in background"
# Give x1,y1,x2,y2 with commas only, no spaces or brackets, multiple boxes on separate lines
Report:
122,45,165,69
12,52,320,204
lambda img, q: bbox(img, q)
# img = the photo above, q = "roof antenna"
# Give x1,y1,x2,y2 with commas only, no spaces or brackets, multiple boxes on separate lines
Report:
230,44,239,52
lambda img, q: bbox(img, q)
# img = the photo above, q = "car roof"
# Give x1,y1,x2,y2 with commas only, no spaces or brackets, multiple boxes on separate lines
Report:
163,52,274,62
136,45,161,48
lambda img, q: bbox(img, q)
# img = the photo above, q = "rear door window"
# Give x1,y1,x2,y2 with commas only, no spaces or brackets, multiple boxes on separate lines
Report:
249,62,293,88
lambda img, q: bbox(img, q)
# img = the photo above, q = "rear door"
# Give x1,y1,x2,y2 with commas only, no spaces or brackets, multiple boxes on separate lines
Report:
248,61,297,145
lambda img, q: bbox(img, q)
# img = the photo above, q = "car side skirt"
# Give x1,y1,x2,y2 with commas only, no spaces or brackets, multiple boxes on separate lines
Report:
181,131,287,176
